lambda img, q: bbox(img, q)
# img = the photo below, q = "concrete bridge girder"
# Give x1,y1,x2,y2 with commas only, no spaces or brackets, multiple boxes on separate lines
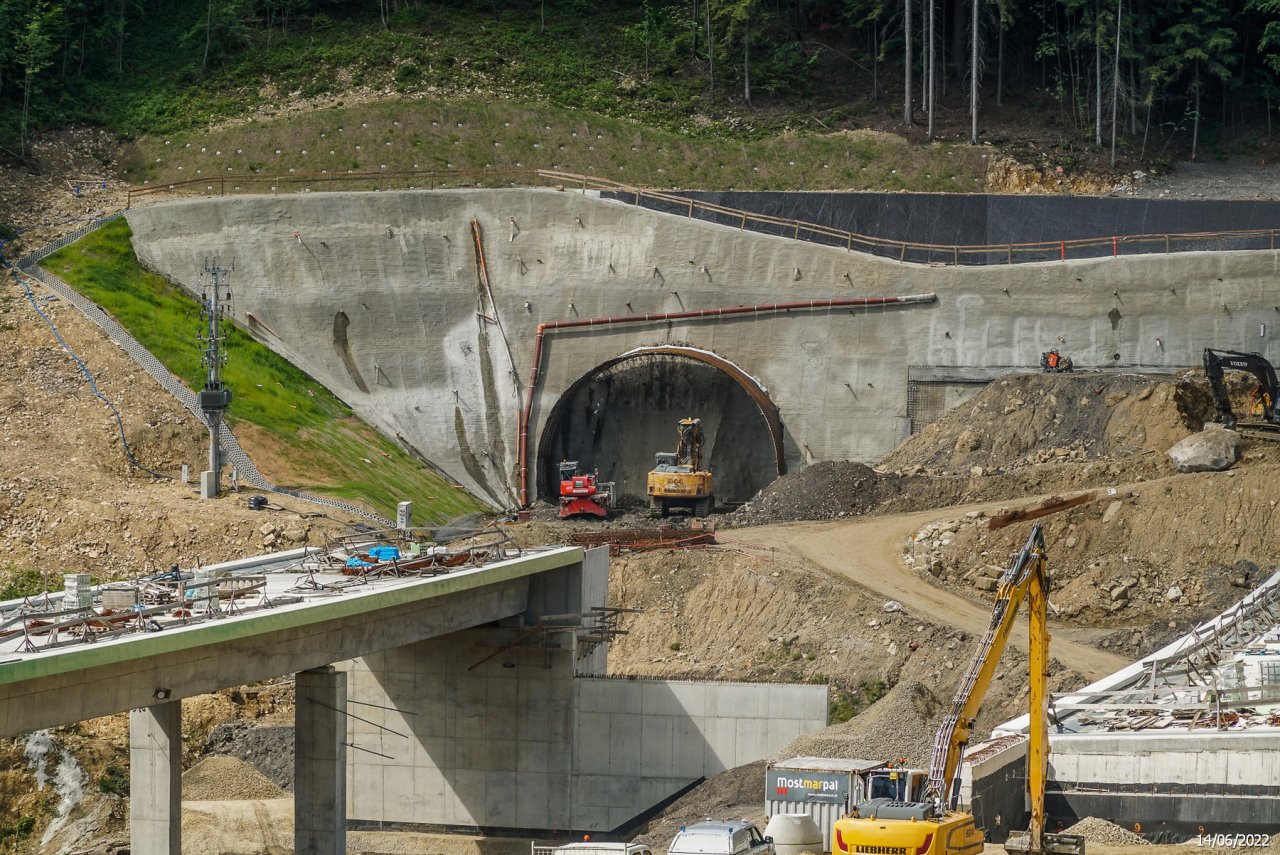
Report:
125,190,1280,504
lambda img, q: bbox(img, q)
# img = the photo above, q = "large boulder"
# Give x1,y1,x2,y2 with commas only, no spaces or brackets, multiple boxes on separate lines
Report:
1166,427,1242,473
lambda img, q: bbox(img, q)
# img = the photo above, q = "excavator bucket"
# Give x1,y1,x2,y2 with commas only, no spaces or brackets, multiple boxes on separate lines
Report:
559,497,609,519
1006,831,1086,855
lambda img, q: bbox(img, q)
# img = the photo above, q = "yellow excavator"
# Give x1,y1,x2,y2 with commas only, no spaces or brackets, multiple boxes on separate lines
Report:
647,418,715,517
832,524,1084,855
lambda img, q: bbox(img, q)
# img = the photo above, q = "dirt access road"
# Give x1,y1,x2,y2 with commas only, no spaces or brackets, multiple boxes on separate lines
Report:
742,501,1129,682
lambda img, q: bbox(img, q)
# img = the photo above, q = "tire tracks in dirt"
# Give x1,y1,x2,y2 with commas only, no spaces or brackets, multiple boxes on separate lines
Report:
738,501,1128,681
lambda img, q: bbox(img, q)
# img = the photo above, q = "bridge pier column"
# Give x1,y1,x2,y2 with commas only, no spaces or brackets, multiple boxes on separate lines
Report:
295,665,347,855
129,699,182,855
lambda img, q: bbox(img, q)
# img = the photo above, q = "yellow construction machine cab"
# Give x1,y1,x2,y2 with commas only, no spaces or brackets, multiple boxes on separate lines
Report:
646,418,715,517
833,801,983,855
863,764,928,803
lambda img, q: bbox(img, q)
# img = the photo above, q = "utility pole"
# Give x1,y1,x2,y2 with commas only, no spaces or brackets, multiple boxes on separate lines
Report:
198,257,233,499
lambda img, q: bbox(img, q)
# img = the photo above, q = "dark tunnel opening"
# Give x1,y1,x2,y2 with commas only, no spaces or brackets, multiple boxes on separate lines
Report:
538,355,780,508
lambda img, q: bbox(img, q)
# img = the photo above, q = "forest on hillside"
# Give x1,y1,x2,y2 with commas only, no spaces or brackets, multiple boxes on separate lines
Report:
0,0,1277,165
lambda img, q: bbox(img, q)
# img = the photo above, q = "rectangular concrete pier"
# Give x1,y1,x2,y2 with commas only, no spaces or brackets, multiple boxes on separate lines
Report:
296,666,348,855
130,700,182,855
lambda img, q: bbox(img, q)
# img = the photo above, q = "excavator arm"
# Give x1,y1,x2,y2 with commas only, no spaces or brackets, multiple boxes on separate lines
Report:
925,526,1050,821
1203,348,1280,426
676,418,705,469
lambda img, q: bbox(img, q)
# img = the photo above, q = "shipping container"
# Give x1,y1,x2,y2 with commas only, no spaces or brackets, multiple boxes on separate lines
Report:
764,756,887,853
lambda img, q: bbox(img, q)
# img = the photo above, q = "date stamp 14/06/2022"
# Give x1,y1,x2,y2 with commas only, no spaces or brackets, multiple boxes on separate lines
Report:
1196,835,1273,848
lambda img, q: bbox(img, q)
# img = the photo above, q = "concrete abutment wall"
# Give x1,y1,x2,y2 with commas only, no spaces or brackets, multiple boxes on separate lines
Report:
125,191,1280,504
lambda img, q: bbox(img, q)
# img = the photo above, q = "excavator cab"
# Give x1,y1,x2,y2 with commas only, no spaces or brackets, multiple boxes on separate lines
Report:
865,767,928,802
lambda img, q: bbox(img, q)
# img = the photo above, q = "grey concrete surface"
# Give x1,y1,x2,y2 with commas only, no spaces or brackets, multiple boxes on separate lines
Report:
296,666,347,855
343,628,827,833
126,190,1280,505
130,700,182,855
0,548,581,737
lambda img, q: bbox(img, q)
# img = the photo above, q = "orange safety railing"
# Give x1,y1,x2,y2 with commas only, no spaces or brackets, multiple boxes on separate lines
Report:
125,168,1280,267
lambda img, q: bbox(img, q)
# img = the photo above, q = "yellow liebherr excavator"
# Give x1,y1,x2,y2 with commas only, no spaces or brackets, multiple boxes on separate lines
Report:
647,418,715,517
832,524,1085,855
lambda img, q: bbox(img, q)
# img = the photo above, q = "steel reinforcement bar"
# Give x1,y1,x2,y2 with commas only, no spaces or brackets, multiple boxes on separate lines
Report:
125,167,1280,266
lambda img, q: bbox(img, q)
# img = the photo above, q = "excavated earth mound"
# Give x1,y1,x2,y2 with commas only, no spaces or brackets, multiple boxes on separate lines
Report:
779,680,942,767
1064,817,1151,846
182,755,286,800
880,371,1193,476
724,461,907,526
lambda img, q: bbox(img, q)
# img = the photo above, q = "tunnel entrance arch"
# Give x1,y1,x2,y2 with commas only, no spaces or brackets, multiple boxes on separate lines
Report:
535,346,786,507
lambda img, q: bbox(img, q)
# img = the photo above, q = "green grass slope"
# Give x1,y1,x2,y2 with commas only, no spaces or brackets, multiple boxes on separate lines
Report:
121,96,986,193
43,219,487,523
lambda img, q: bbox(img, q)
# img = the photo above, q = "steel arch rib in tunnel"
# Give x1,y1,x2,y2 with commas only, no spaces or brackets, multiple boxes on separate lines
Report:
534,345,786,505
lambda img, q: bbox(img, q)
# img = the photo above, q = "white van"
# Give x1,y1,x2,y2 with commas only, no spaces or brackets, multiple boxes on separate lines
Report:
533,842,654,855
667,820,776,855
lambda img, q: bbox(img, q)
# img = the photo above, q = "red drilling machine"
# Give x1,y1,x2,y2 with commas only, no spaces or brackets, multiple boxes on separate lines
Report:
558,460,614,519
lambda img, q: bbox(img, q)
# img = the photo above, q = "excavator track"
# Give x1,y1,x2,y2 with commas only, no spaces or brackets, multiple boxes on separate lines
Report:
1236,422,1280,441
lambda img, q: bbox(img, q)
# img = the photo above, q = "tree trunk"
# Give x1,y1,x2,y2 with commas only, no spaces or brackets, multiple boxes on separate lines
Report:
921,0,928,117
1094,0,1102,147
116,0,125,76
927,0,935,140
692,0,699,57
969,0,977,143
202,0,212,74
1109,0,1121,166
997,19,1003,107
21,70,33,158
872,25,879,100
1128,58,1137,134
904,0,913,124
1140,90,1151,160
1191,61,1201,161
707,0,714,97
742,17,751,106
951,0,965,80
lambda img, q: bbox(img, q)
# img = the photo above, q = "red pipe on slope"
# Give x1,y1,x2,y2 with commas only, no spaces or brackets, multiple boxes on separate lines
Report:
516,292,938,507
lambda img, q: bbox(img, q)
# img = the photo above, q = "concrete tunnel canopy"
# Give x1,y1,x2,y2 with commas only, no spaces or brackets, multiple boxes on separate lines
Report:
536,345,786,505
124,189,1280,507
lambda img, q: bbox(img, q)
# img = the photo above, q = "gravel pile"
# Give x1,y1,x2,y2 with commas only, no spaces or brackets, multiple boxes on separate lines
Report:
182,755,286,801
726,461,899,526
779,681,942,767
1063,817,1150,845
205,723,296,791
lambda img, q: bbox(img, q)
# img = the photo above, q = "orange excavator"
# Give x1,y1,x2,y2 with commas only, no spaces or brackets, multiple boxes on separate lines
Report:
558,461,613,519
832,524,1084,855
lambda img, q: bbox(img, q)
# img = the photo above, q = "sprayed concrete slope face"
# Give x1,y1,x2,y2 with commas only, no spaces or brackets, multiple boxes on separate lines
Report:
125,190,1280,505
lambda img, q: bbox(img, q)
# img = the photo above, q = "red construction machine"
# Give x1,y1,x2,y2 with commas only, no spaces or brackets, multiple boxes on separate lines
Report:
558,461,614,519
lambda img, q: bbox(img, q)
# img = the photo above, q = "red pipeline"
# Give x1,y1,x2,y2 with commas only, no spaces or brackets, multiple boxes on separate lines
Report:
516,293,938,507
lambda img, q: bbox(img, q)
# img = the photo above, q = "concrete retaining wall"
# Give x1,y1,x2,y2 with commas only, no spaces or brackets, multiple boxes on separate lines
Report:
125,191,1280,503
1049,730,1280,791
342,631,827,833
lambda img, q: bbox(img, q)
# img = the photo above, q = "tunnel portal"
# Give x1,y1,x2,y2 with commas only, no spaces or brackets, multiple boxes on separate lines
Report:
538,351,783,508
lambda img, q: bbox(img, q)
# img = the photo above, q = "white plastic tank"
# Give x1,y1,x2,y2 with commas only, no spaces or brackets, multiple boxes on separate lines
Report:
764,813,823,855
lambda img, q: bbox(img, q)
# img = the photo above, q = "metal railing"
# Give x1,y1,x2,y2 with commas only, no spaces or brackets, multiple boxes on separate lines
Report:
126,167,1280,266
